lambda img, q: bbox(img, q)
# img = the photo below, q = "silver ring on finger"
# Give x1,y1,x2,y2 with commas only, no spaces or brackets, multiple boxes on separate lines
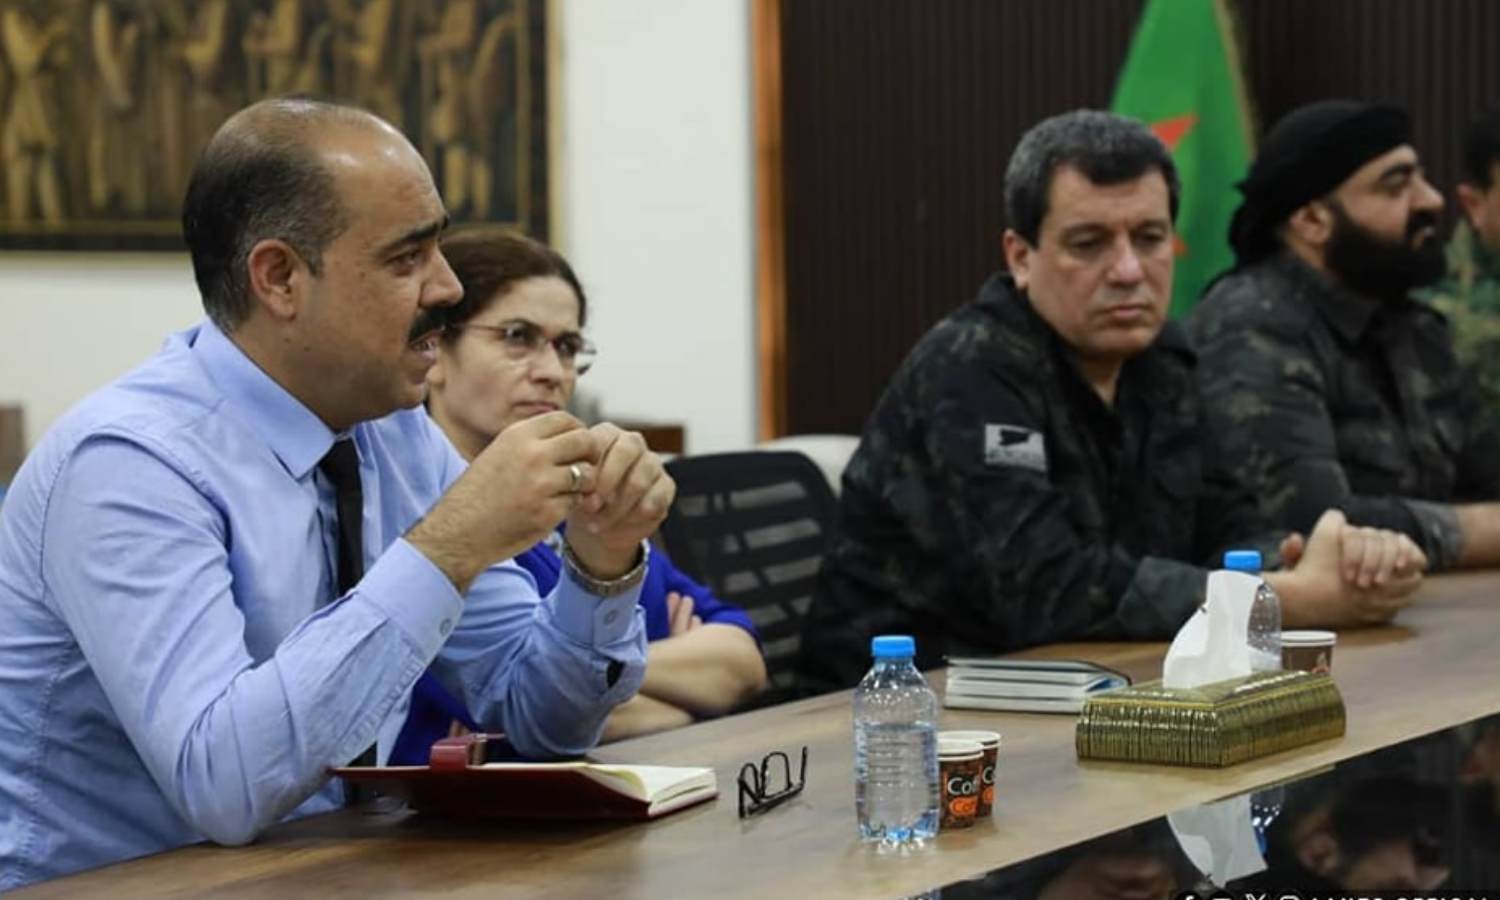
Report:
568,462,583,494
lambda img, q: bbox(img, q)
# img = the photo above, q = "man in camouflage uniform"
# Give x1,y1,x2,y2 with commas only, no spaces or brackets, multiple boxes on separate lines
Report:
1420,105,1500,416
797,111,1424,692
1190,100,1500,574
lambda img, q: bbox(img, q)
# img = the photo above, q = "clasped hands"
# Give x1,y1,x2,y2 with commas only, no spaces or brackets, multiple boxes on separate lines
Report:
410,411,675,592
1269,509,1427,628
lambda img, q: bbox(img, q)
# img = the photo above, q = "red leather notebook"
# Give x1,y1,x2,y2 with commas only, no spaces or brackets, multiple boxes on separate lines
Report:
331,734,719,820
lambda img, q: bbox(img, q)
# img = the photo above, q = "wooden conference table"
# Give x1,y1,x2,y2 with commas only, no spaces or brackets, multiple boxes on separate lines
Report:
24,573,1500,898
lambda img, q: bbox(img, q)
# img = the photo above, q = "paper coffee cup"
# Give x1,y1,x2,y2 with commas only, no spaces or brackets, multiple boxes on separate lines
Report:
938,730,1000,817
1280,629,1336,673
937,738,983,830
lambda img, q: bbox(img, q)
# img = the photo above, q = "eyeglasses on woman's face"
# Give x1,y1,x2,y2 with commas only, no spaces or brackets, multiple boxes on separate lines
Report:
449,320,597,375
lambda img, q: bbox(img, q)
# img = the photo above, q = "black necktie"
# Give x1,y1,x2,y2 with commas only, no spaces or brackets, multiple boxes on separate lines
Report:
319,439,364,596
319,440,378,778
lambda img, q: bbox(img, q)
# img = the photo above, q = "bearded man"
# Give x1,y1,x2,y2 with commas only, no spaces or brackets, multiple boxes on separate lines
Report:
1189,100,1500,571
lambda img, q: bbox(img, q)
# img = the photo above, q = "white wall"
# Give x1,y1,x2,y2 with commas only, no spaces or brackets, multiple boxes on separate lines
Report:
554,0,756,453
0,0,756,455
0,253,202,445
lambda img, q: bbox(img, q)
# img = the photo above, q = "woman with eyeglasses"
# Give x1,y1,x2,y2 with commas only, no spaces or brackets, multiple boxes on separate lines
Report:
390,228,767,762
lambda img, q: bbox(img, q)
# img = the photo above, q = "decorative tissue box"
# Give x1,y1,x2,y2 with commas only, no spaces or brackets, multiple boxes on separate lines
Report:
1075,670,1345,767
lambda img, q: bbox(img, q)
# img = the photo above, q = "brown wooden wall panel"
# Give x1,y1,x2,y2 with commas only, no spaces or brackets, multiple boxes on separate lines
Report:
779,0,1500,436
1241,0,1500,197
781,0,1144,435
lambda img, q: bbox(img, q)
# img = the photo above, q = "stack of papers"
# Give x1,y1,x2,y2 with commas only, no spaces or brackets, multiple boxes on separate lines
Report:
943,657,1131,713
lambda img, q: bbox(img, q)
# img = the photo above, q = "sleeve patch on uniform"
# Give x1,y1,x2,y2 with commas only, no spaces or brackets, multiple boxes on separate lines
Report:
984,424,1046,472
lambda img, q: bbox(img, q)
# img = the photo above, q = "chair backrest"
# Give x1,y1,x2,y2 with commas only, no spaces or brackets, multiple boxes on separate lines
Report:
659,450,838,708
756,434,860,497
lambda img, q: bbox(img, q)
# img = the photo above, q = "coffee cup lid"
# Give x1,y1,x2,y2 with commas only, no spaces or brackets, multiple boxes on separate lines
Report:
938,730,1001,748
1281,629,1337,645
937,738,984,760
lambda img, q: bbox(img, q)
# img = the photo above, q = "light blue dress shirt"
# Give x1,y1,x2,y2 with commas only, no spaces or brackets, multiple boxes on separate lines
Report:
0,323,647,888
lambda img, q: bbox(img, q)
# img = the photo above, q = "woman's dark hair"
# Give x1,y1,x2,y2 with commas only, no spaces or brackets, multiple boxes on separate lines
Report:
437,228,588,336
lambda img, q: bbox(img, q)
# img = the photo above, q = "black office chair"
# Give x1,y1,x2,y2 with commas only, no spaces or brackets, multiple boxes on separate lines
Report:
658,450,839,708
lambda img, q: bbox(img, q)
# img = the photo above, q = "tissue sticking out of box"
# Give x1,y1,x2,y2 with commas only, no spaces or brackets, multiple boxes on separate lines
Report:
1162,570,1258,689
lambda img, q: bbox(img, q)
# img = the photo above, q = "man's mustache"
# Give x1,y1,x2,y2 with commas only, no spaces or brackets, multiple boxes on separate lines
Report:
1407,210,1441,241
408,309,447,343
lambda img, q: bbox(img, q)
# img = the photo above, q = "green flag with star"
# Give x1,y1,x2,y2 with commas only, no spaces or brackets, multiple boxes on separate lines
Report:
1112,0,1255,317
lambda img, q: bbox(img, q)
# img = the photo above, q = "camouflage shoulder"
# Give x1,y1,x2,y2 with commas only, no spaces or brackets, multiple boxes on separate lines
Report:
1187,262,1315,348
1414,276,1460,311
1470,275,1500,313
1152,318,1196,366
860,302,999,435
899,299,1043,395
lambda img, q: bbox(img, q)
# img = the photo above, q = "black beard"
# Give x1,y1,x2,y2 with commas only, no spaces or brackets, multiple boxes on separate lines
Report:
1324,203,1446,301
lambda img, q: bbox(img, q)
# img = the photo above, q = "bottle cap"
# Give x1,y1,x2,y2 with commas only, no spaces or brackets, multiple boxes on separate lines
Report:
871,635,916,658
1223,549,1263,572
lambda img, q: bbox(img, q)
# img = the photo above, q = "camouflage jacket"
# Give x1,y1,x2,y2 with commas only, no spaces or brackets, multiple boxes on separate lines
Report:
796,273,1278,692
1418,222,1500,417
1189,252,1500,570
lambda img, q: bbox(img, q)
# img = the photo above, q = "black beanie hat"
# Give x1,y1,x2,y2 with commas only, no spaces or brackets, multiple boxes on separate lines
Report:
1229,100,1411,266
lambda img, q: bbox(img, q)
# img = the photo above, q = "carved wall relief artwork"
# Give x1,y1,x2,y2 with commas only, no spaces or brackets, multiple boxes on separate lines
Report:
0,0,546,249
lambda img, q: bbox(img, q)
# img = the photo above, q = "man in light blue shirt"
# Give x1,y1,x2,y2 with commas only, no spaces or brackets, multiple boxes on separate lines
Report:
0,99,672,888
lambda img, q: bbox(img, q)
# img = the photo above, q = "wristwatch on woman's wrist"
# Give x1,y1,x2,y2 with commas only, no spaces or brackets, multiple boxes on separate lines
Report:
560,539,649,597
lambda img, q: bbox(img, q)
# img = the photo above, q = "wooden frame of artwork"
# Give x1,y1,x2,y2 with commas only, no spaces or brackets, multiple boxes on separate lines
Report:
0,0,548,249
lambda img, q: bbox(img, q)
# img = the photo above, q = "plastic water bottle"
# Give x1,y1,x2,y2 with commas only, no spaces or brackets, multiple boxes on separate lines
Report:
1249,783,1285,854
853,634,940,848
1224,549,1282,672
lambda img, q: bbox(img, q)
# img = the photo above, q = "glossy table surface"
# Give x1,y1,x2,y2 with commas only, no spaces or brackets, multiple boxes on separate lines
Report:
22,573,1500,898
937,710,1500,896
